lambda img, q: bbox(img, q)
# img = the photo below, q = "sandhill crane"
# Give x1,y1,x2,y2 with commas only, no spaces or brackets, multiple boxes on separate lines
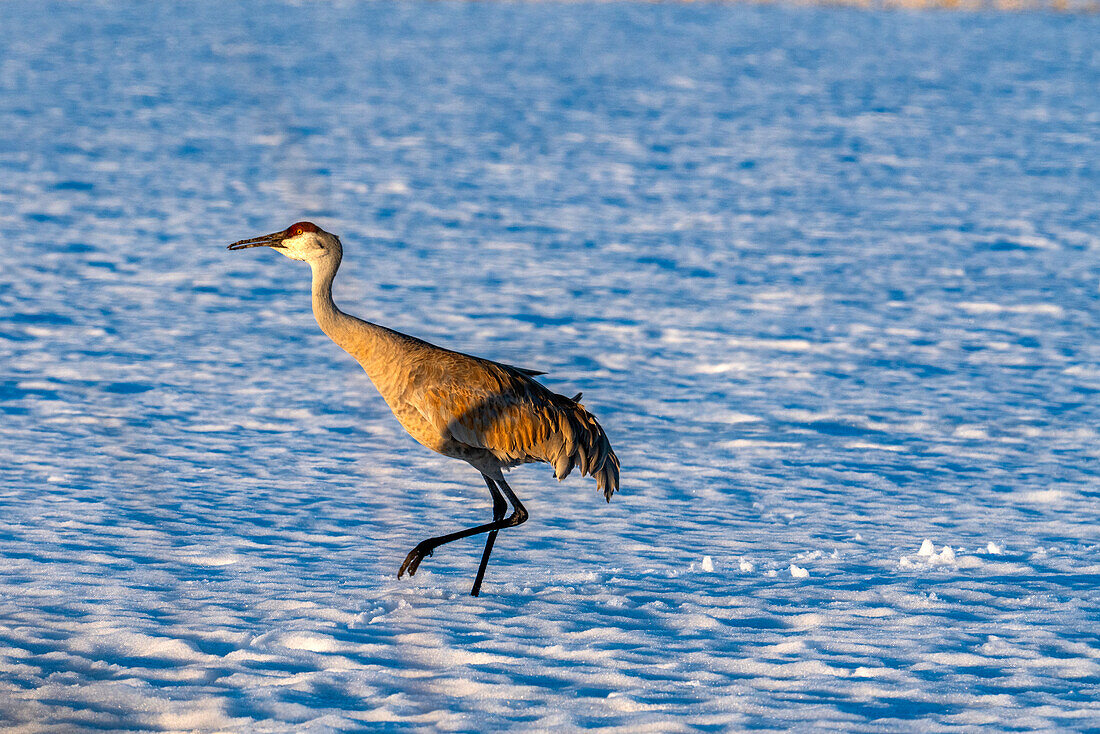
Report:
228,222,620,596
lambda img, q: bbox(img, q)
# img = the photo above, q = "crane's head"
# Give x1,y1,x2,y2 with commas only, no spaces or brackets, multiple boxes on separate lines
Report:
227,221,342,264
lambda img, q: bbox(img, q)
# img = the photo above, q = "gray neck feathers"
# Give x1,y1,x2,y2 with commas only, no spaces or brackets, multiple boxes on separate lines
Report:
309,254,391,382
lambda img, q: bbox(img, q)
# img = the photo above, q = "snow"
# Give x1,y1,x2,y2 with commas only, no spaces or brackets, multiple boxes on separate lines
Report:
2,0,1100,730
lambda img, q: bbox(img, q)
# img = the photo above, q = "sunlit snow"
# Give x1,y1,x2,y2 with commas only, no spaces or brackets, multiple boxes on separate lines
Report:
1,1,1098,730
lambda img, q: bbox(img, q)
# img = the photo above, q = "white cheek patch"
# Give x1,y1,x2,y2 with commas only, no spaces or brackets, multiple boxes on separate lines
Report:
277,247,307,262
275,235,311,262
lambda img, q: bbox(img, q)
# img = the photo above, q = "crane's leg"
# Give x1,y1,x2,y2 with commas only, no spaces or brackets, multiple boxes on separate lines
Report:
471,475,507,597
398,475,528,588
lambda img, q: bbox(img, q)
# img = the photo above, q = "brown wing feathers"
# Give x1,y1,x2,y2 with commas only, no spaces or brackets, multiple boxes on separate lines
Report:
546,396,620,502
426,361,620,502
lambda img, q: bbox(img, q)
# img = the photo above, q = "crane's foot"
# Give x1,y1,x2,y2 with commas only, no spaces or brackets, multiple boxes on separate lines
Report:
398,541,435,578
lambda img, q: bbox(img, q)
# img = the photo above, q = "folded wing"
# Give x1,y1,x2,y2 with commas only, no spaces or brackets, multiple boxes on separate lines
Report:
411,360,620,501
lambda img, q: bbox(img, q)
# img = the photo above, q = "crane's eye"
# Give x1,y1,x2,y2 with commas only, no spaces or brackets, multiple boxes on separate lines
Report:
291,227,302,236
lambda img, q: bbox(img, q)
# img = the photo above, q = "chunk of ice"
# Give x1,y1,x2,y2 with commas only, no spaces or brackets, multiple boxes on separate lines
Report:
790,564,809,578
739,558,754,573
986,542,1003,554
918,539,935,556
701,556,714,573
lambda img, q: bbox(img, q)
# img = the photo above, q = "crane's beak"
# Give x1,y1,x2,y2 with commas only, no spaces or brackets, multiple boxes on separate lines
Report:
227,231,287,250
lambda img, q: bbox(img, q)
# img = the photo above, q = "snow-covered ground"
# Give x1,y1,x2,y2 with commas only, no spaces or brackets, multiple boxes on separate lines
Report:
2,1,1098,730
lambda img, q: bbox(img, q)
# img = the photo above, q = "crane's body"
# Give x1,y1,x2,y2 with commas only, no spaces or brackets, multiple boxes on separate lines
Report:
229,222,620,596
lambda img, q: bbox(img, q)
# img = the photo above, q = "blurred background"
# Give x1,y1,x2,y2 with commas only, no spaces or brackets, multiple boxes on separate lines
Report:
1,1,1098,730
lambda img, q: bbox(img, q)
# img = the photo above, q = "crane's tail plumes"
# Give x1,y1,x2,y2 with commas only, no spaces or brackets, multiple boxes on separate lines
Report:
548,398,620,502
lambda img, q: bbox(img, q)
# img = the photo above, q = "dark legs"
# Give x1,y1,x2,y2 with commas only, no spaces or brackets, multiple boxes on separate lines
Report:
397,474,527,596
471,476,508,597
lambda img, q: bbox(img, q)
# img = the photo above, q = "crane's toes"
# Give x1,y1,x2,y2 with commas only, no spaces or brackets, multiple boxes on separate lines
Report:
398,543,434,578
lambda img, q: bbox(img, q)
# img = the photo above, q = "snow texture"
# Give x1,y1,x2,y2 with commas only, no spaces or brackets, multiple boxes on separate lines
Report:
1,1,1099,731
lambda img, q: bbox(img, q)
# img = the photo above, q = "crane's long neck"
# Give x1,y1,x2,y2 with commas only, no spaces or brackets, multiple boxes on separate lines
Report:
309,254,395,385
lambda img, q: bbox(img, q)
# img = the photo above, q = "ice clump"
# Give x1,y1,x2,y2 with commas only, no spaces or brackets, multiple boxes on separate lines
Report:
900,541,960,569
701,556,715,573
790,564,809,578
